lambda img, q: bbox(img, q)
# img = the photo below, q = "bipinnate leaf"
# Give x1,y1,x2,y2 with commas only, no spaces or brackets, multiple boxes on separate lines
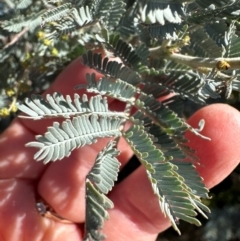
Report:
84,180,113,241
26,115,123,163
82,51,142,86
97,33,143,70
172,161,209,199
87,140,121,194
84,141,120,239
17,92,127,119
41,3,72,26
123,124,210,234
2,10,44,32
97,0,126,30
78,73,138,104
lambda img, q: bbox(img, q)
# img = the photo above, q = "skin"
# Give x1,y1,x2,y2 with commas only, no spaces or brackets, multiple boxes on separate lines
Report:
0,58,240,241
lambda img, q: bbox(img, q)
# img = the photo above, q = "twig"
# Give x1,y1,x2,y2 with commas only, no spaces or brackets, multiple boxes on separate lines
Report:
167,53,240,70
196,67,234,80
3,27,29,50
149,45,240,71
4,0,15,9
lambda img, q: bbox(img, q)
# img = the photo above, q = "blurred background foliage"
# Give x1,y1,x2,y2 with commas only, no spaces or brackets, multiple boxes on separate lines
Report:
0,0,86,129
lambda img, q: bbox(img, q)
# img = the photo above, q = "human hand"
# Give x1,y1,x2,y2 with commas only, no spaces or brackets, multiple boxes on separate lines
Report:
0,58,239,241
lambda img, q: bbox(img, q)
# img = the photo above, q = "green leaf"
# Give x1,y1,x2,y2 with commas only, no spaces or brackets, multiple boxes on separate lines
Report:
82,51,142,86
85,180,113,241
2,10,43,32
27,115,123,163
171,161,209,198
41,3,72,26
87,140,121,194
78,73,138,104
17,92,127,120
94,0,126,30
123,124,165,172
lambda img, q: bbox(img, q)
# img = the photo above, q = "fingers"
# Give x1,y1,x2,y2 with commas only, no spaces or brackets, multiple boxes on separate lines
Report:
0,179,82,241
37,135,133,223
45,58,94,96
185,103,240,188
39,102,240,231
0,59,88,179
0,58,132,221
99,103,240,240
8,57,240,240
1,58,132,179
0,120,46,179
105,167,169,241
37,143,104,223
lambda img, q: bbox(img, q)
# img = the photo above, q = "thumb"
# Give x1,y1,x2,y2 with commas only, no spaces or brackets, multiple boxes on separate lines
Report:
186,103,240,188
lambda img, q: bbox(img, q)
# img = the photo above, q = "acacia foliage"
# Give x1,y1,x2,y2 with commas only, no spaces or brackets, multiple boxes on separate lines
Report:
2,0,240,240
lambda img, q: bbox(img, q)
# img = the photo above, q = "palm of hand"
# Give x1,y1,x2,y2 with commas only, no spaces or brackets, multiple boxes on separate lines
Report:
0,59,239,241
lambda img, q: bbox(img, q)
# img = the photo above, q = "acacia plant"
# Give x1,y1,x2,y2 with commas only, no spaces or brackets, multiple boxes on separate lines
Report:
1,0,240,240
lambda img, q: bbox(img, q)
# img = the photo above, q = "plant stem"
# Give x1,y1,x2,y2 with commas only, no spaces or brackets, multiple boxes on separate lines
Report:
3,27,29,49
149,45,240,70
167,53,240,70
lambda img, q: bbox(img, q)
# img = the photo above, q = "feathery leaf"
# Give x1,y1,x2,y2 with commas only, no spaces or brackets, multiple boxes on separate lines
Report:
27,115,123,163
88,140,120,194
17,92,127,119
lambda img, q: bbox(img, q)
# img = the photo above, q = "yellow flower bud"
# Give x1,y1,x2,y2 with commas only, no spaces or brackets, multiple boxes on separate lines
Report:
61,34,68,41
51,48,59,56
217,60,231,70
5,88,15,97
37,31,45,39
43,39,52,46
0,108,10,117
11,105,18,113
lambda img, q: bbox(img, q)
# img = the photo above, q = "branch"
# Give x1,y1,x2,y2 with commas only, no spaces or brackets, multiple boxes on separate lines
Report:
167,53,240,70
149,44,240,71
196,67,234,80
4,0,15,9
3,27,29,50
